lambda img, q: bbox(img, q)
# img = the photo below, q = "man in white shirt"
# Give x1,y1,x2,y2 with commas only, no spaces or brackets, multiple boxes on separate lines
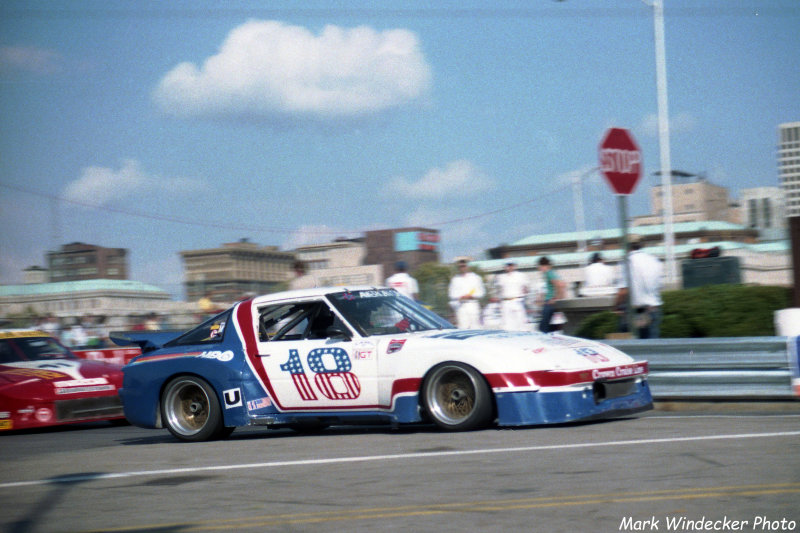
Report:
616,239,664,338
581,252,616,296
385,261,419,300
495,261,530,331
448,259,485,329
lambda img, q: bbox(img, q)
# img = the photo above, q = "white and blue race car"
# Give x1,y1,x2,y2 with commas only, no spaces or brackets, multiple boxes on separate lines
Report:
115,287,652,442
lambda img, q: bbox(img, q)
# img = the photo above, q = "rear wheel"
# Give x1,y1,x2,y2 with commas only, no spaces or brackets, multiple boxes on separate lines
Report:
422,363,493,431
161,376,231,442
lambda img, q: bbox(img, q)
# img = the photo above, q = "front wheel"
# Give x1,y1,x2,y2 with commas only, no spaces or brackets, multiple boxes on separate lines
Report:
422,363,493,431
161,376,231,442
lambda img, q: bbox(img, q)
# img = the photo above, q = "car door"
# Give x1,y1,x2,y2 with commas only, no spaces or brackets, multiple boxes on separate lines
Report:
253,300,380,411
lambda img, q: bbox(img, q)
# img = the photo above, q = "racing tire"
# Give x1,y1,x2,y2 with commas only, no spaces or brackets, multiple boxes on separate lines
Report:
422,362,493,431
161,376,231,442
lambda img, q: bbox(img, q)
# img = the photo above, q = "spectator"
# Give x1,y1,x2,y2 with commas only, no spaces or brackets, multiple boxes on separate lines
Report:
40,314,62,339
448,258,485,329
581,252,617,296
536,256,566,334
385,261,419,300
495,261,530,331
616,236,664,339
289,260,317,290
144,313,161,331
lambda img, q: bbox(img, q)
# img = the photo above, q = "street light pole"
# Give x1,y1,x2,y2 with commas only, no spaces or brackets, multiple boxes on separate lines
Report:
572,166,600,252
647,0,677,284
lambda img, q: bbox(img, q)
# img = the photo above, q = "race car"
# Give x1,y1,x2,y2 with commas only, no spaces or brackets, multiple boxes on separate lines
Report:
0,330,125,431
115,287,652,442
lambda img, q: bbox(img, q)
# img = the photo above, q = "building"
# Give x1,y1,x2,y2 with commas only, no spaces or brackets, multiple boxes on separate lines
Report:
294,239,383,287
0,279,176,328
364,227,440,277
488,221,759,260
740,186,787,240
23,266,49,284
479,221,790,293
779,121,800,217
180,239,295,303
633,175,740,226
47,242,128,282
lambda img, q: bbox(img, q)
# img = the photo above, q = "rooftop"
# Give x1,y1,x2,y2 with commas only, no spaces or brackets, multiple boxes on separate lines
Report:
0,279,170,298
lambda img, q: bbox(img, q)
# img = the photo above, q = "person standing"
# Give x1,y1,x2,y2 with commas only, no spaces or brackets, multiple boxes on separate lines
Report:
448,258,485,329
616,238,664,338
536,256,566,334
495,261,530,331
289,260,317,290
581,252,617,296
385,261,419,300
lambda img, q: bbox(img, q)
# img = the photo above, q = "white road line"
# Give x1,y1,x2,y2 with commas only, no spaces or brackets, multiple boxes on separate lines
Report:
3,430,799,490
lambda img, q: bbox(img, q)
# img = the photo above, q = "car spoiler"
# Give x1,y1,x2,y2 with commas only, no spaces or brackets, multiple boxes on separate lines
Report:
110,331,183,353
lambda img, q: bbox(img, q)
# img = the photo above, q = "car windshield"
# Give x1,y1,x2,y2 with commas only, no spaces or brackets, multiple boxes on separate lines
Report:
0,336,76,363
327,289,454,337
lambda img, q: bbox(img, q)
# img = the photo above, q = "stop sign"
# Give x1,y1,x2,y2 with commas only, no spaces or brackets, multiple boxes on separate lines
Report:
599,128,642,195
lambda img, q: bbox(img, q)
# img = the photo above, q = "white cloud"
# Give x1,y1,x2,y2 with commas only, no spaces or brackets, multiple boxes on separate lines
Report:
63,159,205,206
387,160,495,199
0,46,64,76
641,111,697,137
153,20,432,120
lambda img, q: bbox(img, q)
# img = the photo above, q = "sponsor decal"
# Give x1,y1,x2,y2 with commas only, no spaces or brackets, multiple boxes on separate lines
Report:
198,350,234,362
223,388,242,408
0,420,12,430
591,364,647,381
35,407,53,422
0,411,9,418
387,339,407,354
247,397,272,411
353,342,374,361
574,347,610,363
0,330,48,339
56,385,115,395
1,368,67,380
54,378,109,388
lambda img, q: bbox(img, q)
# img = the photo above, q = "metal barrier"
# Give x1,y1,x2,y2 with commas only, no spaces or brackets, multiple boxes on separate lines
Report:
605,337,796,400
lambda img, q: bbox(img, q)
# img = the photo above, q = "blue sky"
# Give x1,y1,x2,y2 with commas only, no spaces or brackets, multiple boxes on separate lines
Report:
1,1,798,298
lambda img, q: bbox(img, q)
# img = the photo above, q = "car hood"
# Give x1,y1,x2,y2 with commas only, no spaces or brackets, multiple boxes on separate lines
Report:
388,329,637,370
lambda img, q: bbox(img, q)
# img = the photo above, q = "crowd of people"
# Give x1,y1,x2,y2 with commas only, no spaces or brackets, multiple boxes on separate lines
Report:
30,312,167,350
429,237,663,337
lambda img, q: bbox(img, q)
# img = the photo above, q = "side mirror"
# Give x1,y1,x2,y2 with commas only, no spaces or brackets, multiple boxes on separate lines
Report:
325,326,351,341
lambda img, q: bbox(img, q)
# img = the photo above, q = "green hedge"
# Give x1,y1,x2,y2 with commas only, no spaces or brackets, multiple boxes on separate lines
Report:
575,285,792,339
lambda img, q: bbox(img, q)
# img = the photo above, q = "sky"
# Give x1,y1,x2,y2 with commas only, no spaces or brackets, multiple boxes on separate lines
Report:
1,1,798,299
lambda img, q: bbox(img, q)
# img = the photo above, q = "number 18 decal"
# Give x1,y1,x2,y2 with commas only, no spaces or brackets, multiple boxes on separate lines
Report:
280,348,361,401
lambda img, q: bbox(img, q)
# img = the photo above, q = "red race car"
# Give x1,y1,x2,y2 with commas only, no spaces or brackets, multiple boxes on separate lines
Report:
0,329,125,431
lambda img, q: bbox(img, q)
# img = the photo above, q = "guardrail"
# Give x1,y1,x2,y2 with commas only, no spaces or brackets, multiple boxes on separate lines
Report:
606,337,796,400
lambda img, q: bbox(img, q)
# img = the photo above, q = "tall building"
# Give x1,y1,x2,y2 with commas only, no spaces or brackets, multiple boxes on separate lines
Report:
47,242,128,282
779,121,800,217
740,186,786,240
180,239,294,302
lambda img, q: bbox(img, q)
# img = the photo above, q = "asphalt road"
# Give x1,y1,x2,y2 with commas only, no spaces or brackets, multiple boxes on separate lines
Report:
2,405,800,533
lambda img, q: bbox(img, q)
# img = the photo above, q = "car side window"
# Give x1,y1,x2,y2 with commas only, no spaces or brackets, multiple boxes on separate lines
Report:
258,302,348,342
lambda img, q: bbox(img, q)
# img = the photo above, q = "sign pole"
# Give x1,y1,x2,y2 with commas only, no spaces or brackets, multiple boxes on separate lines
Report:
599,127,643,339
618,195,635,338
